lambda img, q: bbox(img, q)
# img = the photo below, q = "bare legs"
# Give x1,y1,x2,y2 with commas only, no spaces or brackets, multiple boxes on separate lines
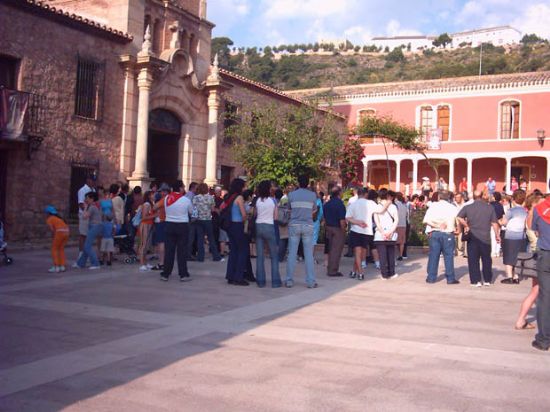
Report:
515,278,539,329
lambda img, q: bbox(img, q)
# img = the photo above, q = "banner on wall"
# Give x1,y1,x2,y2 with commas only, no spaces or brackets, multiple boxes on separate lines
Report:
428,128,442,150
0,88,29,141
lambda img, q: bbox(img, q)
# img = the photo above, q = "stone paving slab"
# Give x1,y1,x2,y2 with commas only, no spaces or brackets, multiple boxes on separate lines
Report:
0,247,549,411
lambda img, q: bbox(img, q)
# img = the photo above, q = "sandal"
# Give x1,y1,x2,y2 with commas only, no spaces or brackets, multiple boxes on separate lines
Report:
515,321,535,330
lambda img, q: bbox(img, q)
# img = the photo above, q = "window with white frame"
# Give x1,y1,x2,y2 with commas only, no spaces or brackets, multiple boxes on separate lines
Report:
500,101,520,139
419,106,433,139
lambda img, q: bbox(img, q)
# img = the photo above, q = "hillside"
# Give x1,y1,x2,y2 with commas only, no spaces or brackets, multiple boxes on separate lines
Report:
212,39,550,91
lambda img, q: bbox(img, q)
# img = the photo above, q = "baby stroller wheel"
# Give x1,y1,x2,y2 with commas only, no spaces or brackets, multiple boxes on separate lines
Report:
124,257,132,264
4,256,13,265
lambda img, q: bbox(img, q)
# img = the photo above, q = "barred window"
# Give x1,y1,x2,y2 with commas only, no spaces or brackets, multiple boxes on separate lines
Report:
74,56,103,120
500,101,520,139
420,106,433,139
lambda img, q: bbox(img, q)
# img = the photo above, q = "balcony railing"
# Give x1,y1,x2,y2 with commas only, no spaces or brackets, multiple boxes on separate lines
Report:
0,87,46,157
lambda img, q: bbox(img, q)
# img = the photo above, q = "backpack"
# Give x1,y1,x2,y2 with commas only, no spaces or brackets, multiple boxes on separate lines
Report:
276,201,291,226
219,194,237,231
131,206,142,228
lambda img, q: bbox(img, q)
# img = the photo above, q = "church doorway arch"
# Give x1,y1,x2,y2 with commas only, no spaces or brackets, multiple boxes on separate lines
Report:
147,109,181,186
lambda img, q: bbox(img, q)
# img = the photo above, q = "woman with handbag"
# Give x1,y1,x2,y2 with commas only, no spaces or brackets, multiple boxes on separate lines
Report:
373,189,399,279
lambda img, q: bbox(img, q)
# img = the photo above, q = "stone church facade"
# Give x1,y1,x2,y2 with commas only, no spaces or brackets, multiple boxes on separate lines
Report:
0,0,326,241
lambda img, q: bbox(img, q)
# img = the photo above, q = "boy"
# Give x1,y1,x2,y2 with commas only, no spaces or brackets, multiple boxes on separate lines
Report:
100,214,116,266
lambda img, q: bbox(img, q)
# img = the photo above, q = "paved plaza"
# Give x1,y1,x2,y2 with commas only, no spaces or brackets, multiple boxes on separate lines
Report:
1,247,549,411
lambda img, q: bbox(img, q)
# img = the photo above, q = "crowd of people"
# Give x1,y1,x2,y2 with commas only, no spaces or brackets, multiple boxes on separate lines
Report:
41,172,550,352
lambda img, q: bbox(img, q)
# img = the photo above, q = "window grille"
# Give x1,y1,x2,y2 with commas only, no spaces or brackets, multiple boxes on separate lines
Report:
420,106,433,139
74,56,104,120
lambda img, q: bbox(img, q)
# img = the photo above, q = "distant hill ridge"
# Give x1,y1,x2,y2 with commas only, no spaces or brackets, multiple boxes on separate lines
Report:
211,36,550,91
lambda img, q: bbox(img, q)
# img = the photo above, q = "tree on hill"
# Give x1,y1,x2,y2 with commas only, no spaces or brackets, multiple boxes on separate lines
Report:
211,37,234,68
433,33,452,48
224,104,343,187
521,33,547,44
386,47,405,63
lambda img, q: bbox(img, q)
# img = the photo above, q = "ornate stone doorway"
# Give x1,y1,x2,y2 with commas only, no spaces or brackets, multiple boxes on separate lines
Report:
147,109,181,186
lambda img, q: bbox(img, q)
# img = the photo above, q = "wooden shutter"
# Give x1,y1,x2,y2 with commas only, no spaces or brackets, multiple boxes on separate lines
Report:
437,105,450,141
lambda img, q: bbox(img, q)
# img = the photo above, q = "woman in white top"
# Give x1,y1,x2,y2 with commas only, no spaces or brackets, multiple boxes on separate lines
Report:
252,180,282,288
373,189,399,279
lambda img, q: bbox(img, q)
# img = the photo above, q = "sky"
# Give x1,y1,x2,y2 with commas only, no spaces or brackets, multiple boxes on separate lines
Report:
207,0,550,47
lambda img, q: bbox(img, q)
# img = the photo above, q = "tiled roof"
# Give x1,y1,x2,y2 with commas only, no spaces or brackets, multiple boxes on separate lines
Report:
219,69,345,118
6,0,133,42
286,71,550,101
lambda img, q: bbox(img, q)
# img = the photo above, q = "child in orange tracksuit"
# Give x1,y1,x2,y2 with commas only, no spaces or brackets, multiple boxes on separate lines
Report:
45,205,69,273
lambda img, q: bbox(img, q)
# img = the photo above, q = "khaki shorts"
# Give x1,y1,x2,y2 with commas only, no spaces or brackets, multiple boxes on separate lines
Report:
100,238,115,253
396,227,407,246
79,215,89,236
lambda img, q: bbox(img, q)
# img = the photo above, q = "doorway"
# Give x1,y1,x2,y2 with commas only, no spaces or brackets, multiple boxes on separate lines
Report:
147,109,181,186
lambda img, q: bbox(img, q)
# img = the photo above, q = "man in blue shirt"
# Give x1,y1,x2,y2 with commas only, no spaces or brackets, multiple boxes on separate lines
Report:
323,186,347,277
286,175,318,288
532,195,550,351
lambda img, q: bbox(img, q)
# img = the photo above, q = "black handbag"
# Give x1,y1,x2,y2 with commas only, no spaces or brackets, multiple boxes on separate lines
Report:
461,229,472,242
515,252,538,279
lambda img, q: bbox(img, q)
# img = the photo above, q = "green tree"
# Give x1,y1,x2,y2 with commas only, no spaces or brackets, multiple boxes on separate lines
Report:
225,104,343,187
339,138,364,186
386,47,405,63
211,37,234,68
521,33,547,44
355,115,442,185
433,33,452,48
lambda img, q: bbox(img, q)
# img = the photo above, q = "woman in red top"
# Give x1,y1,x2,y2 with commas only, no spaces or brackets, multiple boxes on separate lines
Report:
45,205,69,273
138,191,157,271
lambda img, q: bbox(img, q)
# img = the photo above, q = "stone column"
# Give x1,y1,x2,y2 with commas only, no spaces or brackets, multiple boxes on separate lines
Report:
448,158,455,192
395,159,401,192
412,158,419,195
505,157,512,194
131,67,153,182
467,158,473,195
118,57,137,176
205,88,220,186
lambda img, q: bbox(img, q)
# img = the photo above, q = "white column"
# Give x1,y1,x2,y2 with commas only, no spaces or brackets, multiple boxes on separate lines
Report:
412,158,418,195
131,67,153,181
467,158,473,195
119,63,137,176
395,159,401,192
448,158,455,192
547,157,550,192
505,157,512,194
205,89,220,186
362,159,368,187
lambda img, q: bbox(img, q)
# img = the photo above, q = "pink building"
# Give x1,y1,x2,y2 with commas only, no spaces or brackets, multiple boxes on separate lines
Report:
290,72,550,195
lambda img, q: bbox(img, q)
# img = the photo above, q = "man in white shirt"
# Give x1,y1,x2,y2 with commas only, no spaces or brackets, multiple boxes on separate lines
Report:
160,181,193,282
423,191,460,284
77,175,96,254
344,186,359,258
346,188,370,280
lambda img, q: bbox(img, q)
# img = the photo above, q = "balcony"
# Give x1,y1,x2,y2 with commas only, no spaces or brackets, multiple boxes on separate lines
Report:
0,87,46,158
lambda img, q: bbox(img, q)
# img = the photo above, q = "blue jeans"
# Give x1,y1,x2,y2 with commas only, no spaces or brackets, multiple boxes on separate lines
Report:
255,223,281,287
286,224,315,286
427,231,456,283
196,220,221,261
226,222,247,282
77,223,101,267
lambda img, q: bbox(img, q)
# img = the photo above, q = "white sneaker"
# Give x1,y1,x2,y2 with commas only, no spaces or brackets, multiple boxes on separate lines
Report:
471,282,482,287
375,262,381,270
89,266,100,270
146,263,154,269
390,274,399,279
72,262,79,268
139,265,150,272
59,266,66,272
361,262,367,269
48,266,59,273
483,282,491,287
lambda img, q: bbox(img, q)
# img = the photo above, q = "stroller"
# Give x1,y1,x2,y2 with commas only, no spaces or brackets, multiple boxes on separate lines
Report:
114,224,138,264
0,221,13,265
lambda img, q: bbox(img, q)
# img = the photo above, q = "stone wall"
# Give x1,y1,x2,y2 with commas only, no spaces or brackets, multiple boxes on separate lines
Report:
0,3,130,241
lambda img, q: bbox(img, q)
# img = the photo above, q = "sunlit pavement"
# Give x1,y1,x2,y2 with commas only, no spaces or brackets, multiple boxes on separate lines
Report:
1,247,549,411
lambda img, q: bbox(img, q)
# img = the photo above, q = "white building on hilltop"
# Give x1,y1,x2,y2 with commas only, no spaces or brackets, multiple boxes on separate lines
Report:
451,26,522,48
370,35,435,51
